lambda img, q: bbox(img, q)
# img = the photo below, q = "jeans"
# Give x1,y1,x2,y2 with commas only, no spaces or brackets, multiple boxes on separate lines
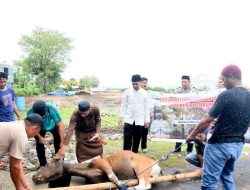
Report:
201,142,243,190
185,152,201,168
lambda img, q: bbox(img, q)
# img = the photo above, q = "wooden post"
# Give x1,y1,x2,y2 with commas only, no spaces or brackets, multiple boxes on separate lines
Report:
39,170,201,190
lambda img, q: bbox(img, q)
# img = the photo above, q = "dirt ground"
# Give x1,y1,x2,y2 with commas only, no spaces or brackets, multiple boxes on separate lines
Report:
1,93,250,189
24,92,123,110
0,158,249,190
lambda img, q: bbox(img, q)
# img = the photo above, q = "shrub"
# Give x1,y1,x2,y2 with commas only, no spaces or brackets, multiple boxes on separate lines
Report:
14,85,42,96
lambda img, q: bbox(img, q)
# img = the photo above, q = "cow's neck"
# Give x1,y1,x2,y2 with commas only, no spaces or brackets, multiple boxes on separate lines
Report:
63,162,89,176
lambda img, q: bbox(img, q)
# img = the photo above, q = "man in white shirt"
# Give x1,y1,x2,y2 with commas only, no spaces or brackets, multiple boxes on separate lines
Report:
118,74,150,153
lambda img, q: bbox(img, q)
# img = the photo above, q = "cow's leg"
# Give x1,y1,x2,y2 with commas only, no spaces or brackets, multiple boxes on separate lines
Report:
150,164,161,177
91,159,122,188
71,168,106,183
128,160,152,190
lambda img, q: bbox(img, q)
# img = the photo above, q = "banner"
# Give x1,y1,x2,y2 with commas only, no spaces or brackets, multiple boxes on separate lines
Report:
149,92,217,140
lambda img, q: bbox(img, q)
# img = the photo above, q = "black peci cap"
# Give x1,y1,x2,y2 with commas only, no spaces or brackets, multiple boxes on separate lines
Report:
78,100,90,112
131,74,141,82
32,100,48,117
181,75,190,81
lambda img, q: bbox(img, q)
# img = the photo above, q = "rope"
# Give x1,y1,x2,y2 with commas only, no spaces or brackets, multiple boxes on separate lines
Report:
118,142,188,190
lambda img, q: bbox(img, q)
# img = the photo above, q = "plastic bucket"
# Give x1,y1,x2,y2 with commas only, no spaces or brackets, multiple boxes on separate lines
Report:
16,96,25,110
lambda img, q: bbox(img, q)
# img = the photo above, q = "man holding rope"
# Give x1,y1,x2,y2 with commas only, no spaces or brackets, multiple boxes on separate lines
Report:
187,64,250,190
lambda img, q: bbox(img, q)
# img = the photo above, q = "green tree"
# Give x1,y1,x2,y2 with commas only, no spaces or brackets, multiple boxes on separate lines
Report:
79,75,100,89
16,27,73,93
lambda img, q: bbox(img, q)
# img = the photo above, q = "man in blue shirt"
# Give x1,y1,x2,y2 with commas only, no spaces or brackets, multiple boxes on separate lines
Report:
0,72,20,169
187,64,250,190
27,100,65,168
0,72,20,121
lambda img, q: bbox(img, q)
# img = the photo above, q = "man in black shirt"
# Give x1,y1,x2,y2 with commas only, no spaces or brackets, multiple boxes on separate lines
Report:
187,64,250,190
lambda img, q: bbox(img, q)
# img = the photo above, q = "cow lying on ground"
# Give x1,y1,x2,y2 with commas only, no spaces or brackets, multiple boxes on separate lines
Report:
32,150,161,190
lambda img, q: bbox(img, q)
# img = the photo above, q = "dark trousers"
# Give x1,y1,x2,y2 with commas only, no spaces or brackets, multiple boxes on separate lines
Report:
35,126,61,166
141,127,148,149
175,142,193,152
123,122,144,153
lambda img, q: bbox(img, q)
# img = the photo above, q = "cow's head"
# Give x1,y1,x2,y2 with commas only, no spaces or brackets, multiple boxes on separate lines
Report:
32,159,64,184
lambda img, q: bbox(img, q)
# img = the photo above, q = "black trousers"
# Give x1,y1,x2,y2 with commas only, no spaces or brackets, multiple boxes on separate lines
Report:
123,122,144,153
175,142,193,152
35,126,61,166
141,127,148,149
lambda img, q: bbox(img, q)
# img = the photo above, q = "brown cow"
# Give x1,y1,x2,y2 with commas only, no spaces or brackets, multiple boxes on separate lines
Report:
32,150,161,190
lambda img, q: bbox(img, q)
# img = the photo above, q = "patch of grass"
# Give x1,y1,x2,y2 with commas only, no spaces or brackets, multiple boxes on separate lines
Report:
59,107,75,125
100,107,120,128
241,146,250,159
18,109,28,119
101,114,119,128
103,139,187,168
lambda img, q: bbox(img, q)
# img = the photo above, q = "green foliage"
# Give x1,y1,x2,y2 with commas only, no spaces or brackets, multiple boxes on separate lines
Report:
14,88,26,96
164,88,176,93
147,86,167,92
14,85,42,96
15,27,74,94
79,75,100,88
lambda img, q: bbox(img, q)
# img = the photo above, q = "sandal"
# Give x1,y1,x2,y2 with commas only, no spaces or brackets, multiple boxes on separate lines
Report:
0,160,7,169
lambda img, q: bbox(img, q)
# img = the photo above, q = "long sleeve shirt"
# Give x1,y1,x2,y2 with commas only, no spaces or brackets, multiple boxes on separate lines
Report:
120,88,150,126
64,105,101,145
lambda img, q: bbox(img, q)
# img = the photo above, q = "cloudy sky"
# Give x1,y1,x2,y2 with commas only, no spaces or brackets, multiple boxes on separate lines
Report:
1,0,250,88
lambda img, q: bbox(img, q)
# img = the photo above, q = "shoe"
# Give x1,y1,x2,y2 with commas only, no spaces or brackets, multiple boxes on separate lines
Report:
173,149,181,153
142,149,148,153
185,151,191,156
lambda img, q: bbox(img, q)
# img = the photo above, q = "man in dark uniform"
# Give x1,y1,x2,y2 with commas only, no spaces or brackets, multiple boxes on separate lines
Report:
175,75,198,93
174,75,198,154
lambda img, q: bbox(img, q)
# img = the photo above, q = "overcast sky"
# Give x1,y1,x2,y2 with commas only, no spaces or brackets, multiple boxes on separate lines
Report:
1,0,250,88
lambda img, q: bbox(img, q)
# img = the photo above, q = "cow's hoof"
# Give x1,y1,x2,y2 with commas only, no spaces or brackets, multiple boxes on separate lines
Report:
127,187,135,190
128,184,151,190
